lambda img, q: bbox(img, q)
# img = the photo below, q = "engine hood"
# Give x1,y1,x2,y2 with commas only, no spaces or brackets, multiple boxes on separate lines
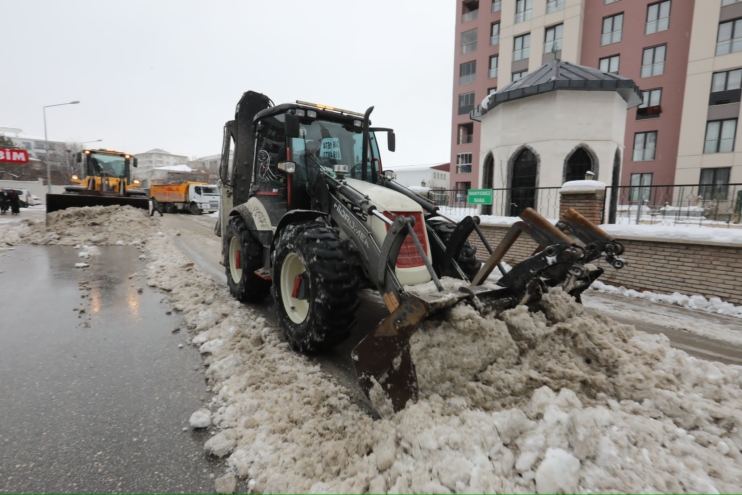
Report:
343,178,423,213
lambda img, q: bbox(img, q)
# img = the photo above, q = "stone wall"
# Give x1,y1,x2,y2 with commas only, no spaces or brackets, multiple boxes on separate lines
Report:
469,224,742,305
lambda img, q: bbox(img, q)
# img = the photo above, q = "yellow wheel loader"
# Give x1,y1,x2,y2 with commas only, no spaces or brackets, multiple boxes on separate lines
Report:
46,149,149,214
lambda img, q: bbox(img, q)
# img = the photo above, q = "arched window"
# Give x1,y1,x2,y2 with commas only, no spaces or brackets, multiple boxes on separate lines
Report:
509,148,538,216
564,147,593,182
482,153,494,215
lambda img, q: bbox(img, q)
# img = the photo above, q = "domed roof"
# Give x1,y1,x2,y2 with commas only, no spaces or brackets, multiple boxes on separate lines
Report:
471,59,642,121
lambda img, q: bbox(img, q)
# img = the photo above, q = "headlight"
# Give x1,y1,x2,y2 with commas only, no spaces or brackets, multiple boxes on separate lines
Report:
71,175,79,180
133,179,141,184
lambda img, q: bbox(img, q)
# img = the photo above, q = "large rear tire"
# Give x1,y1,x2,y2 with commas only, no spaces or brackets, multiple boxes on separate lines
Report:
429,220,482,281
224,216,271,302
189,203,201,215
272,221,359,352
165,203,177,214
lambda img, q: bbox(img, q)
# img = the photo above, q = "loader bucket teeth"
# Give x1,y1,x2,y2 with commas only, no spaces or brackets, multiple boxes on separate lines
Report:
352,295,430,413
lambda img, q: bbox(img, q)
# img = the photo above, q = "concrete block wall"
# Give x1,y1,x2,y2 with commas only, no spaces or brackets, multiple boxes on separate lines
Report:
468,224,742,305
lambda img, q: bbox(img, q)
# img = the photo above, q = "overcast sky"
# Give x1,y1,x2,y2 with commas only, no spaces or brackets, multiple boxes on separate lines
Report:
2,0,456,167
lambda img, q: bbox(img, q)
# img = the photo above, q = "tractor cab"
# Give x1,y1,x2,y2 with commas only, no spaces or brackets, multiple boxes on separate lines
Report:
75,149,137,182
249,102,394,221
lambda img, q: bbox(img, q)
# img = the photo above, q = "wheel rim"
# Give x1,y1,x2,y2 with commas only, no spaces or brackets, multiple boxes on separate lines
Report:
228,235,242,284
281,253,309,324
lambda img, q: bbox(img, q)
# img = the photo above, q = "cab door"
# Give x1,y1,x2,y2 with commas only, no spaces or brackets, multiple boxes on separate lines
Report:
253,115,289,226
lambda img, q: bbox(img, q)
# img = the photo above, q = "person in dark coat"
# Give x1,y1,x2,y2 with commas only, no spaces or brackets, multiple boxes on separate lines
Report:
8,189,20,215
0,189,8,215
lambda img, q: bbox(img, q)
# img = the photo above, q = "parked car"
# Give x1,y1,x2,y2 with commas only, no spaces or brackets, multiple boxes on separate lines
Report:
12,189,40,207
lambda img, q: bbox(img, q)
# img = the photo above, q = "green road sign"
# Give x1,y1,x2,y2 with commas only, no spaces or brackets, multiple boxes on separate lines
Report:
467,189,493,205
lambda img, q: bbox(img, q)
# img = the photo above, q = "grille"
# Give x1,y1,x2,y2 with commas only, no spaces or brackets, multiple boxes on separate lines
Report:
383,212,427,269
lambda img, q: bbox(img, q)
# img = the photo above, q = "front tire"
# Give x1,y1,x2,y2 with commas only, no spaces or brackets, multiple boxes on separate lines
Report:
224,216,271,302
272,221,359,352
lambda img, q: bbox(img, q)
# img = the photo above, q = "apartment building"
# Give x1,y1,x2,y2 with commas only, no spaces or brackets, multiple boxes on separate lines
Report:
449,0,696,193
133,148,189,179
676,0,742,194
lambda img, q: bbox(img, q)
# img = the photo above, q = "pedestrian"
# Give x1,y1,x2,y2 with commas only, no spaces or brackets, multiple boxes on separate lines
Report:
150,198,163,217
8,189,20,215
0,189,8,215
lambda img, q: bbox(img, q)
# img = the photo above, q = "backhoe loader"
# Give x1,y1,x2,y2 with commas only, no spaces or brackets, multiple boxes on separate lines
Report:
216,91,627,413
46,148,148,213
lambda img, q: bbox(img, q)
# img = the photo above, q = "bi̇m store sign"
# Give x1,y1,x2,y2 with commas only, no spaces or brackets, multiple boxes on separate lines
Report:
0,148,29,164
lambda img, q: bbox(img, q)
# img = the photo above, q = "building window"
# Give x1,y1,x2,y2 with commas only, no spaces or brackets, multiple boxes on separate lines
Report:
458,92,476,115
489,55,499,78
459,61,476,85
710,68,742,105
490,22,500,46
488,87,498,95
641,45,666,78
637,88,662,119
699,168,731,200
458,124,474,144
456,153,473,174
544,24,563,54
515,0,533,24
629,173,652,202
646,1,671,35
513,34,531,61
633,131,657,161
599,55,620,74
512,70,527,82
601,13,623,46
717,19,742,56
462,0,479,23
704,119,737,153
461,28,478,54
723,0,741,6
492,0,501,12
546,0,565,13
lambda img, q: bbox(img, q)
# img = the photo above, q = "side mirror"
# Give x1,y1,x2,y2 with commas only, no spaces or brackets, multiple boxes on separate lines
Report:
285,113,301,138
133,157,138,168
388,131,396,152
76,152,82,163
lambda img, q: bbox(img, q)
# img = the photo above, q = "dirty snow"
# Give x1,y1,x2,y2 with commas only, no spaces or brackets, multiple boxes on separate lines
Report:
560,180,607,193
0,205,154,253
591,280,742,319
7,205,742,493
139,229,742,493
190,408,212,429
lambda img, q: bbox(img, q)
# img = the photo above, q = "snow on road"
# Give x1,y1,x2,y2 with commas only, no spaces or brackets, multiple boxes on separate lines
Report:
3,206,742,493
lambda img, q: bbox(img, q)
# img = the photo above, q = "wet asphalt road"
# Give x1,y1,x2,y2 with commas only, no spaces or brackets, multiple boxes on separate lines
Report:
0,245,222,493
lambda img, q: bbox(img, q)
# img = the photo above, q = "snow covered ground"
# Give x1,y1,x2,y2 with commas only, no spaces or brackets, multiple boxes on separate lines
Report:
3,206,742,493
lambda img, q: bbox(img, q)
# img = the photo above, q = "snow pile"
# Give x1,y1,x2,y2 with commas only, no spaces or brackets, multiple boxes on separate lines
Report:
591,280,742,319
0,205,154,252
601,223,742,245
142,232,742,493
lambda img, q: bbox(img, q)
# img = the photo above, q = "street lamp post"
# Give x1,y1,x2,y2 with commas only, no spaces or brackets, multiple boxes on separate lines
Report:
81,139,102,145
43,100,80,193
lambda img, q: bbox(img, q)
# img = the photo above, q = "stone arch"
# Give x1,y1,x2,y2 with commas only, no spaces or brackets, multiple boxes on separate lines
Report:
481,152,495,215
507,145,540,216
562,143,600,183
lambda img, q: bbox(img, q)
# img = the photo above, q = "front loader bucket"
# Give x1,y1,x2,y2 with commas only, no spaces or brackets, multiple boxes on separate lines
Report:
352,295,430,413
46,193,149,215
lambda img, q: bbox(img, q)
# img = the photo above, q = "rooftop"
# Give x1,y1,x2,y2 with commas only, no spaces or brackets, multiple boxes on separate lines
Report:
471,60,642,121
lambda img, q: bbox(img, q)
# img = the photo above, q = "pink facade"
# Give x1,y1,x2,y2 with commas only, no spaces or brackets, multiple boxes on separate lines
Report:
449,1,501,191
449,0,695,189
581,0,694,187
